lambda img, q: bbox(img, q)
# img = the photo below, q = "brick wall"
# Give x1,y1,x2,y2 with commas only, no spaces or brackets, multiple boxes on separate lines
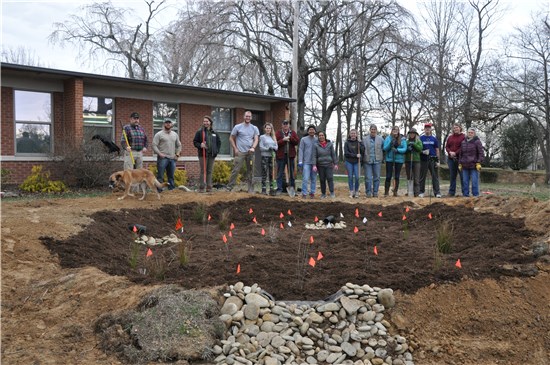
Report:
1,87,15,156
62,78,84,147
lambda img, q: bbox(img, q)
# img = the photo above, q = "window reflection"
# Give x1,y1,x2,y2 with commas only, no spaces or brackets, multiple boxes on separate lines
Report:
15,90,52,154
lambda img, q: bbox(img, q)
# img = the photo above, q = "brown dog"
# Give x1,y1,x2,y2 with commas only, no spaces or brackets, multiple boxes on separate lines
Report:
109,169,168,200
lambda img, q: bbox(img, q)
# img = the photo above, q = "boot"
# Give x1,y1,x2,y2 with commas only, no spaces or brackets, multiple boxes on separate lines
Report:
393,180,399,196
384,180,391,196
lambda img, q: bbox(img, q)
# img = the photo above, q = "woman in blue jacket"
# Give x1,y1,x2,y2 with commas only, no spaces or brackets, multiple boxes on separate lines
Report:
383,126,407,196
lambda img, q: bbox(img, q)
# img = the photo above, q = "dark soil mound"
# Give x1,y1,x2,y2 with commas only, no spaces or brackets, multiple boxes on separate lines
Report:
42,198,539,300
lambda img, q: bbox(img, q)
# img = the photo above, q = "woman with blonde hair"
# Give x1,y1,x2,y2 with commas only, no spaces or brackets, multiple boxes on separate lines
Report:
259,122,278,195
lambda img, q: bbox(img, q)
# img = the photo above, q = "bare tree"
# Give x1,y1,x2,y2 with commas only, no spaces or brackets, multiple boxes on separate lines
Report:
1,46,46,67
49,0,167,79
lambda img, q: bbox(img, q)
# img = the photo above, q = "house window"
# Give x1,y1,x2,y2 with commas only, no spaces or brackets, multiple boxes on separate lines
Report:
153,102,178,135
83,96,113,140
15,90,52,154
212,107,233,155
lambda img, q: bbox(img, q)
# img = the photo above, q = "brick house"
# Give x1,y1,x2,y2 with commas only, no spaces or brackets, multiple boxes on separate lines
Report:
1,63,292,184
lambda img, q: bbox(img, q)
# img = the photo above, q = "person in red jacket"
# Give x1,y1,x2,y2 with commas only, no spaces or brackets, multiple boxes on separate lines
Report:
275,120,300,195
445,123,465,197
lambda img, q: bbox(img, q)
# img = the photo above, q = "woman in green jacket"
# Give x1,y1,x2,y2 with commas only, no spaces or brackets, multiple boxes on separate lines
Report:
404,128,423,197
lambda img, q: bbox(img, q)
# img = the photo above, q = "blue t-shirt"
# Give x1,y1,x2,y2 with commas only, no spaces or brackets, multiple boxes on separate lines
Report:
420,135,439,157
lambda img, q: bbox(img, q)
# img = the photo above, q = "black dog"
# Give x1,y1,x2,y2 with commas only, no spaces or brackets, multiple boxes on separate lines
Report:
92,135,121,154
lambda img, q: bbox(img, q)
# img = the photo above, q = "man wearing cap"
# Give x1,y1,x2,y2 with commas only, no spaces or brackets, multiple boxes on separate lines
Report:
121,112,148,170
226,110,260,193
152,119,182,191
405,128,423,197
275,120,300,195
361,124,384,197
298,125,319,198
419,123,442,198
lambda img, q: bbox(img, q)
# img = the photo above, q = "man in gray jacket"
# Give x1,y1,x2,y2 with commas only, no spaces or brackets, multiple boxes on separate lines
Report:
298,125,318,198
362,124,384,197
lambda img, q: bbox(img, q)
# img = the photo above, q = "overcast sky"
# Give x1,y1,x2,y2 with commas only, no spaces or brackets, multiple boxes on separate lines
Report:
2,0,549,76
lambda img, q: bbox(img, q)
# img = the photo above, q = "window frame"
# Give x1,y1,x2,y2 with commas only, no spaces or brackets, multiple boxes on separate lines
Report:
83,95,115,141
14,89,53,155
211,107,234,157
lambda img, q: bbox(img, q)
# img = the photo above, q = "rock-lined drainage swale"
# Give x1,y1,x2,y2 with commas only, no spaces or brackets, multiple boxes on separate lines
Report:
215,282,414,365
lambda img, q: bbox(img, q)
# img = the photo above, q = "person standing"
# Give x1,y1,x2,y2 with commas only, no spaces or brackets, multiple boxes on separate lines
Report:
419,123,442,198
344,129,364,198
383,126,407,196
362,124,384,197
298,125,318,198
152,119,182,191
459,128,484,197
226,110,260,193
121,112,148,170
259,122,278,195
275,120,299,195
445,123,465,197
193,115,221,193
312,131,338,199
405,128,423,197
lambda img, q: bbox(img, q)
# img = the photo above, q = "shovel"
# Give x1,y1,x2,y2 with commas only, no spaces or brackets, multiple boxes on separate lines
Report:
286,147,296,197
407,148,414,196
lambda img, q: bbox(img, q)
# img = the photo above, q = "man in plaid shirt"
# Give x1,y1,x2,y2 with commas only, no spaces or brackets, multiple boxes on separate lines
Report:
121,112,148,170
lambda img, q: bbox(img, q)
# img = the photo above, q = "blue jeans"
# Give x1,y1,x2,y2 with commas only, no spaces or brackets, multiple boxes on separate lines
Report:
157,157,176,190
364,162,381,196
345,161,360,192
276,155,295,191
447,158,462,196
462,168,479,197
301,164,317,195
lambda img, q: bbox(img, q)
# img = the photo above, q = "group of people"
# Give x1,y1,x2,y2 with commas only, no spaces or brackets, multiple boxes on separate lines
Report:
121,110,484,198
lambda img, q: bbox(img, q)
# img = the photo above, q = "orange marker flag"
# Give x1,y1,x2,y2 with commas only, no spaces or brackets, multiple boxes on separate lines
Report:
353,226,359,234
287,209,292,215
428,213,433,220
317,251,324,260
378,211,383,217
133,225,138,233
314,216,319,222
279,212,284,219
175,218,183,230
249,208,253,214
236,263,241,274
228,230,233,238
280,222,284,229
308,257,316,267
261,228,265,236
355,208,360,218
252,216,257,224
222,234,228,243
230,223,235,230
402,215,407,221
373,246,378,255
309,235,314,244
146,248,153,257
405,206,410,212
208,214,212,221
455,259,462,268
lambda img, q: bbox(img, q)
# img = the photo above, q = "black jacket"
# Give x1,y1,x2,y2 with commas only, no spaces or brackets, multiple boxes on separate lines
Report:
193,127,221,157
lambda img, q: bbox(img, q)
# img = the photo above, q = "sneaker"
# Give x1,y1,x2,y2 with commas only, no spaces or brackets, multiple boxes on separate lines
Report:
309,193,315,199
225,186,233,192
320,194,327,199
354,191,360,198
373,194,378,198
330,193,336,198
436,194,442,198
302,194,308,199
418,193,424,198
275,190,282,196
349,192,354,198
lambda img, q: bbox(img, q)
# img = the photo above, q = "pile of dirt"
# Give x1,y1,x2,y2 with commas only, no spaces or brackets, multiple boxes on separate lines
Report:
42,198,541,300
